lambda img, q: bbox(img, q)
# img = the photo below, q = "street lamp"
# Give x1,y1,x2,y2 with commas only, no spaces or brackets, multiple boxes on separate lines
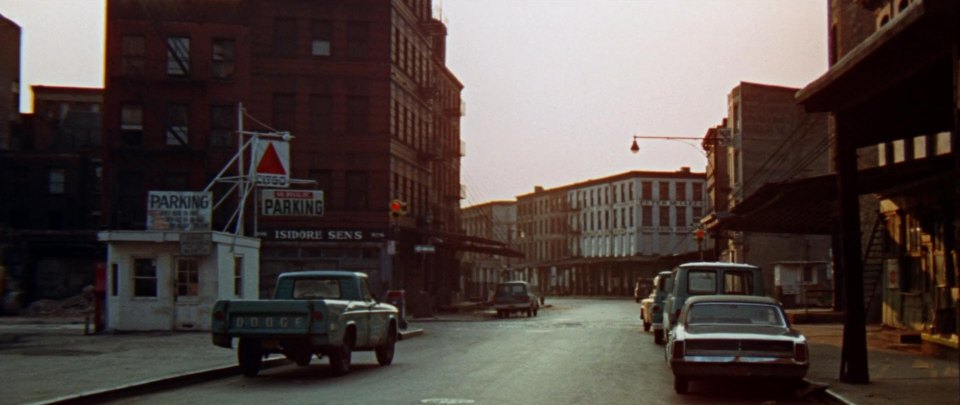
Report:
630,134,709,156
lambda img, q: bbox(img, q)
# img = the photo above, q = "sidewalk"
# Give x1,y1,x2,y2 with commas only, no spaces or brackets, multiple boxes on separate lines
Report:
796,323,959,404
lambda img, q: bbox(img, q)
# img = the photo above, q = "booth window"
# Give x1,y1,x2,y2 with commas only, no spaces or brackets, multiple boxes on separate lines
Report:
176,258,199,297
133,258,157,297
233,256,243,297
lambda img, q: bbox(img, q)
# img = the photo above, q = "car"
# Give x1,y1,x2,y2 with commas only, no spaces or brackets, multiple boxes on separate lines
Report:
666,295,809,395
661,262,765,333
639,293,655,331
640,270,672,344
492,281,540,318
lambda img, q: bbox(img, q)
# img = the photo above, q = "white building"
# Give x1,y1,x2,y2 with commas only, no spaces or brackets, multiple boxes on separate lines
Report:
98,230,260,331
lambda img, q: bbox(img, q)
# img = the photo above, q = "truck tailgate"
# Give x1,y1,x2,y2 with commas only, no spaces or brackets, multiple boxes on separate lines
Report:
221,300,327,336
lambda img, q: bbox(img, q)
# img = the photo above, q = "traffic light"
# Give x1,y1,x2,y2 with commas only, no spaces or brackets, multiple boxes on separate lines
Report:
389,199,407,218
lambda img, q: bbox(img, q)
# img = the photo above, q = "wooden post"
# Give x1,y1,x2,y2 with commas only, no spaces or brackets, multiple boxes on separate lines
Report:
835,114,870,384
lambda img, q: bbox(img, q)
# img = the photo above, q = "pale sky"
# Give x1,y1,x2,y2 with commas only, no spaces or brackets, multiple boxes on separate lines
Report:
0,0,828,206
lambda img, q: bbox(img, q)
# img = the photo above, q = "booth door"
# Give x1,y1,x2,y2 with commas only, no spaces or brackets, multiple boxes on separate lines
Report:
173,258,202,330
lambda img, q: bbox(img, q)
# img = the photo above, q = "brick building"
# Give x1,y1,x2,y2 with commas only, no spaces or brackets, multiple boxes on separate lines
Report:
701,82,833,297
512,168,707,296
0,12,20,151
461,201,518,300
103,0,466,303
0,86,104,306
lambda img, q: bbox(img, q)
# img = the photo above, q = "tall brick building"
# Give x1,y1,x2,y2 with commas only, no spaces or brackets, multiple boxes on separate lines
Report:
103,0,465,301
0,12,20,151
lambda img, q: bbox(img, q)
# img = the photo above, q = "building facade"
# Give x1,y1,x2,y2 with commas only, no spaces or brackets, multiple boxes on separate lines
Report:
0,85,104,308
103,0,465,305
0,12,20,151
513,168,707,296
461,201,517,300
703,82,833,296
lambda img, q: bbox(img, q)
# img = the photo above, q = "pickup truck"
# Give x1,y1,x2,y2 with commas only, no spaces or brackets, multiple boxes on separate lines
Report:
211,270,399,377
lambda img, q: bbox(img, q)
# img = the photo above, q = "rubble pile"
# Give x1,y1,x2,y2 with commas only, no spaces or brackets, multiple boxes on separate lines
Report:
21,286,93,317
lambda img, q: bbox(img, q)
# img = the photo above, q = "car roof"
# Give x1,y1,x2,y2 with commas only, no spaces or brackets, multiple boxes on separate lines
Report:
657,270,672,276
278,270,364,279
684,295,779,306
677,261,759,270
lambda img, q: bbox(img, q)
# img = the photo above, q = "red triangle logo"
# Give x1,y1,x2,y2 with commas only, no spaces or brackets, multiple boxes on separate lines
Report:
257,142,287,175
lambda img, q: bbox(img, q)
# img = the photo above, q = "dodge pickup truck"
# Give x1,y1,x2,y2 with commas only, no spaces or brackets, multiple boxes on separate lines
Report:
211,270,399,377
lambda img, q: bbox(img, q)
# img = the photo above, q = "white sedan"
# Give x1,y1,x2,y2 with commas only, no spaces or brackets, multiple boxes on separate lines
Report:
666,295,809,394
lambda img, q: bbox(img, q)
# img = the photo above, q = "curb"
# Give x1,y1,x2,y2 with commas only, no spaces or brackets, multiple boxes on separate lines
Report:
802,379,854,405
28,329,427,405
26,357,290,405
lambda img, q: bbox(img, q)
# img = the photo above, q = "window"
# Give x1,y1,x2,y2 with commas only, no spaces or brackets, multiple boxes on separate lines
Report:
641,181,651,200
166,104,189,146
211,39,235,79
659,206,670,227
677,207,686,229
312,170,333,210
121,35,145,76
210,105,234,148
233,256,243,296
309,95,333,133
110,263,119,296
176,258,199,297
118,172,144,228
693,206,703,222
121,104,143,146
133,258,157,297
166,36,190,77
273,93,296,131
642,206,652,227
692,183,703,201
347,21,369,58
675,182,686,200
48,169,65,194
687,270,717,294
311,20,332,56
346,171,368,209
293,279,341,299
273,17,297,57
722,271,755,294
346,96,369,133
659,181,670,200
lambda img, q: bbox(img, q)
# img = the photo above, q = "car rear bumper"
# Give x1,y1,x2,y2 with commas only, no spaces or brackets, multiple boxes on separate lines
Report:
671,358,808,380
493,303,531,311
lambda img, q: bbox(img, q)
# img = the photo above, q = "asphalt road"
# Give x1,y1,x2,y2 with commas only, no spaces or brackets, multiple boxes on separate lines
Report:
116,298,826,405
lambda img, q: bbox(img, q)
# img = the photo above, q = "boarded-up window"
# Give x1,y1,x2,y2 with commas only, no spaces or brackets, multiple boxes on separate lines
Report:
310,95,333,133
166,36,190,77
311,20,332,56
166,104,189,146
121,104,143,146
347,21,369,58
273,93,296,132
346,96,369,134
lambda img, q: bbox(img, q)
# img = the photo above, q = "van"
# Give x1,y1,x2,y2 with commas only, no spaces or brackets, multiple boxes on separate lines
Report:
661,262,764,332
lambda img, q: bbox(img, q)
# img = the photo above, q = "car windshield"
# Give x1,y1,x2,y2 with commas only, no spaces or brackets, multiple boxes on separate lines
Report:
686,303,785,326
496,284,526,296
292,279,342,299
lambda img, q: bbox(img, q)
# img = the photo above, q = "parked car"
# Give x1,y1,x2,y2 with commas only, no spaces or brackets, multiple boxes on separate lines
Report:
640,270,672,344
211,271,399,377
493,281,540,318
666,295,809,394
639,293,655,330
662,262,764,333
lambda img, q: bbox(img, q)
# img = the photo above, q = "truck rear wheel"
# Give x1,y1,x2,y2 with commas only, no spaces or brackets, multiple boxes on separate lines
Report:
238,338,263,377
329,343,351,375
376,327,396,366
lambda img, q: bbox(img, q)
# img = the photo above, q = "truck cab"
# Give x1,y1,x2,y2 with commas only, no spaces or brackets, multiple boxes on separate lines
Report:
661,262,764,333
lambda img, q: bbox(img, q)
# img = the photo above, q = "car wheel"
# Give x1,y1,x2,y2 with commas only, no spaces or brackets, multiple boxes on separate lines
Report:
674,376,689,394
238,338,263,377
375,328,396,366
527,308,532,317
329,343,351,376
654,329,664,345
643,321,651,332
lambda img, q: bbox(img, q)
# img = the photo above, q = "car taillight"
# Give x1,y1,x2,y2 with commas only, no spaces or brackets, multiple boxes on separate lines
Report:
213,310,224,321
312,311,324,321
795,343,808,362
672,341,685,358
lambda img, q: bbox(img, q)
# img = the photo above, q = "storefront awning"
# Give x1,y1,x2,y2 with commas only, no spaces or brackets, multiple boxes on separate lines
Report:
711,155,954,235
